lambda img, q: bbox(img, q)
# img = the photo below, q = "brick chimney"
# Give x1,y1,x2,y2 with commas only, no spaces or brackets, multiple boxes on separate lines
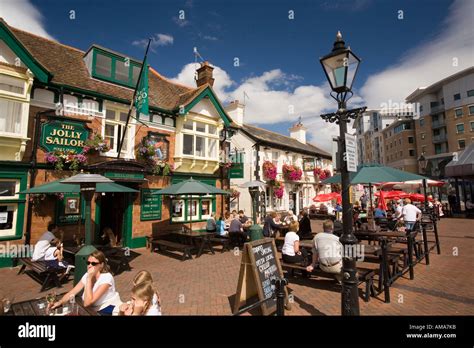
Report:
289,118,307,143
225,100,245,126
196,61,215,87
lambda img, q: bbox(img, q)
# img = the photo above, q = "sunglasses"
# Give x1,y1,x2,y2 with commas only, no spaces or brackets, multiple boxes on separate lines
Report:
87,261,100,266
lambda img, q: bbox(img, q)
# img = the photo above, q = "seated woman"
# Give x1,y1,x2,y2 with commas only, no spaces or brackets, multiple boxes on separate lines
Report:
281,222,308,266
44,238,75,280
50,250,121,314
118,270,161,316
297,212,312,239
206,212,217,233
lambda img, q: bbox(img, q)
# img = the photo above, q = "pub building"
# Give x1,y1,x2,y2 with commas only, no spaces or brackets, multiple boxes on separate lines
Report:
0,18,236,267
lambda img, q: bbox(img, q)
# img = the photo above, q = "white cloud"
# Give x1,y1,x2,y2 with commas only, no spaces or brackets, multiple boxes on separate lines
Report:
133,33,174,52
0,0,54,40
171,62,234,100
172,64,338,152
360,0,474,109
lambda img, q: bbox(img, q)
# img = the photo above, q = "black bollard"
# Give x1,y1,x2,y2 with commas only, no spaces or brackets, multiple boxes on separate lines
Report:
272,277,288,316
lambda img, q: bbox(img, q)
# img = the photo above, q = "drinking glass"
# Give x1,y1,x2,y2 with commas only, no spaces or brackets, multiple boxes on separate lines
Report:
46,292,56,315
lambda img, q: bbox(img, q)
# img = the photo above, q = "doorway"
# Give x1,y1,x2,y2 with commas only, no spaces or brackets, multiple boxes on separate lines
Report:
98,192,125,245
289,191,297,214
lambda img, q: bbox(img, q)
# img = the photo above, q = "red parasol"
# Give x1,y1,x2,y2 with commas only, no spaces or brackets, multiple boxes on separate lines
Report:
313,192,342,204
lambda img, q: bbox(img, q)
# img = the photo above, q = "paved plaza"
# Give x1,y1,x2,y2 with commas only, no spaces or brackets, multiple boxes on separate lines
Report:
1,217,473,316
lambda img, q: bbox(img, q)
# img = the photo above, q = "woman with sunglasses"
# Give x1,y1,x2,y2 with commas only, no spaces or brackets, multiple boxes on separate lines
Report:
49,250,121,313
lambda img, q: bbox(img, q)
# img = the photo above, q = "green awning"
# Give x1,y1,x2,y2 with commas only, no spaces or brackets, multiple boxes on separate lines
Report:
153,177,230,196
322,163,428,185
19,179,137,194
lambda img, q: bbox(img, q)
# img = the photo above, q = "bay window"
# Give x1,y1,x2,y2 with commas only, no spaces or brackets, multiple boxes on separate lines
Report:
180,120,220,160
0,99,22,134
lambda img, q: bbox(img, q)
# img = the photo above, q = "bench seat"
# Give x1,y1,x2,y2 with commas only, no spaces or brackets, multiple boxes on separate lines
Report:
17,258,64,292
151,240,193,261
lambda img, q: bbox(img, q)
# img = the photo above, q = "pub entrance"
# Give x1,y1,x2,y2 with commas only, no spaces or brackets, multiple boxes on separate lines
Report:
97,192,126,245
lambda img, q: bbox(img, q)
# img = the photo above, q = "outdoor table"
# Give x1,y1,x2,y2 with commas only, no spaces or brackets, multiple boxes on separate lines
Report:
171,230,215,257
63,245,132,274
5,295,98,316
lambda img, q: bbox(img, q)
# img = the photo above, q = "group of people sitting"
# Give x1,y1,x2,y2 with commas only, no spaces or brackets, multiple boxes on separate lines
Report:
48,250,162,315
281,219,343,283
263,210,312,239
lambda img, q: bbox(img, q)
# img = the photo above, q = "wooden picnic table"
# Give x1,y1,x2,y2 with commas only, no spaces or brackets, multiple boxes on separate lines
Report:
63,245,132,275
5,294,97,316
171,230,215,257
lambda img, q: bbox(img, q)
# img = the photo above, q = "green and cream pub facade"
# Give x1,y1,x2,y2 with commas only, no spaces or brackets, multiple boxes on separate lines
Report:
0,18,237,267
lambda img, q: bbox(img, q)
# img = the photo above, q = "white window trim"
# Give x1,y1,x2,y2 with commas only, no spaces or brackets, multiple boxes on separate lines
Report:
101,107,135,159
468,104,474,116
457,139,466,150
0,179,20,237
455,123,465,134
180,119,220,161
454,107,463,118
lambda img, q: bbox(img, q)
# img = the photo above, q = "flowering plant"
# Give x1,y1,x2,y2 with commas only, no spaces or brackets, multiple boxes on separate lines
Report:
137,138,171,176
273,180,284,199
263,161,277,181
220,161,233,169
313,167,332,181
45,150,87,171
282,164,302,181
230,188,240,199
83,133,110,154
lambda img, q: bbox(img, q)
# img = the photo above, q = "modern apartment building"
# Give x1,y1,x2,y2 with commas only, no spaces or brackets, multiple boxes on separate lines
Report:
406,67,474,177
381,120,418,173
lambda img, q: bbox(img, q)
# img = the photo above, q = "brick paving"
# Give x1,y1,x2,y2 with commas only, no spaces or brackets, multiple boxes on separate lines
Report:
0,218,473,315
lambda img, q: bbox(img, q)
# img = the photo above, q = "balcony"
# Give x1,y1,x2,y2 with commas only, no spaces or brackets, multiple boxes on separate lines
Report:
430,104,445,114
432,134,448,144
431,119,446,129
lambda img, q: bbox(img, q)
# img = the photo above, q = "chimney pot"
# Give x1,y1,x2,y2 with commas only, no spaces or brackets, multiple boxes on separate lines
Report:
196,61,215,87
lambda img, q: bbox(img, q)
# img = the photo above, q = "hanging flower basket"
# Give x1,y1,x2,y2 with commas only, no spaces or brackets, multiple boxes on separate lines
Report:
137,138,172,176
83,133,110,154
282,164,302,181
313,167,332,181
262,161,277,181
229,188,240,200
273,180,284,199
45,150,87,172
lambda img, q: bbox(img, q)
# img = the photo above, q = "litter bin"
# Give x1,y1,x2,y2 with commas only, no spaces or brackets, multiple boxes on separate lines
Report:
74,245,98,285
249,224,264,241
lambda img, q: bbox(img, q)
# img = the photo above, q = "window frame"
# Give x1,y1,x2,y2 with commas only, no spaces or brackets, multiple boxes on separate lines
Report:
457,139,466,150
170,195,216,223
454,108,463,118
456,123,465,134
92,49,142,88
102,107,135,159
0,172,27,241
468,105,474,116
180,119,220,161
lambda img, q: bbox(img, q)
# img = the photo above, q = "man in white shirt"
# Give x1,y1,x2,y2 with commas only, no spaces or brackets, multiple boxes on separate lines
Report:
306,220,343,283
31,223,60,261
401,198,422,231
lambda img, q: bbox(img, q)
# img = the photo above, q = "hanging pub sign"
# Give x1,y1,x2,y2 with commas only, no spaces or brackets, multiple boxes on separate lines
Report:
40,120,89,153
303,158,316,171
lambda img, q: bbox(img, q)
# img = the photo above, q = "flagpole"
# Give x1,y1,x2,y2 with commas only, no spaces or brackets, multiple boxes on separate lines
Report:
116,38,152,158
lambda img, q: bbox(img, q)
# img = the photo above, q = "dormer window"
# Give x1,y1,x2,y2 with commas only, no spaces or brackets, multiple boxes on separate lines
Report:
85,46,142,88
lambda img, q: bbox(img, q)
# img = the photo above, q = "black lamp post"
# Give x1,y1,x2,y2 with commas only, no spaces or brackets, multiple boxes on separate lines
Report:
319,31,366,316
418,154,429,212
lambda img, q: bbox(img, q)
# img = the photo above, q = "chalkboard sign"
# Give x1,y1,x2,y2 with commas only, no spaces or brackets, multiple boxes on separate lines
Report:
233,238,289,315
140,189,162,221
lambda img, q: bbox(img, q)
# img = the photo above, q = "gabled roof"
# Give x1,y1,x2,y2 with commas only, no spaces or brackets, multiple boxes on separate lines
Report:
239,124,331,159
1,19,231,116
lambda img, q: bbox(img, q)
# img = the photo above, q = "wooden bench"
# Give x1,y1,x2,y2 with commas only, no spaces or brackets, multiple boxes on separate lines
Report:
151,240,193,261
17,258,64,292
280,261,376,302
209,236,231,252
309,213,330,220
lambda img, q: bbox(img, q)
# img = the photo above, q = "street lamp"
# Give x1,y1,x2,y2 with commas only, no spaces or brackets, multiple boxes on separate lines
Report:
320,31,366,316
418,154,429,211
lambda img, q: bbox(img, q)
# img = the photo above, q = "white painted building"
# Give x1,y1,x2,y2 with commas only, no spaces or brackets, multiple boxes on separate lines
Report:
226,101,333,218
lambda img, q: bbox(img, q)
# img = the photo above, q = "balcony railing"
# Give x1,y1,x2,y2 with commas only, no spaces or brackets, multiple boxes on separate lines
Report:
431,119,446,129
430,104,445,114
432,134,448,144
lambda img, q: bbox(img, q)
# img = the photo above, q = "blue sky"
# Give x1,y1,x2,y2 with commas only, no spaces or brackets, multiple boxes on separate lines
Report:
2,0,473,151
